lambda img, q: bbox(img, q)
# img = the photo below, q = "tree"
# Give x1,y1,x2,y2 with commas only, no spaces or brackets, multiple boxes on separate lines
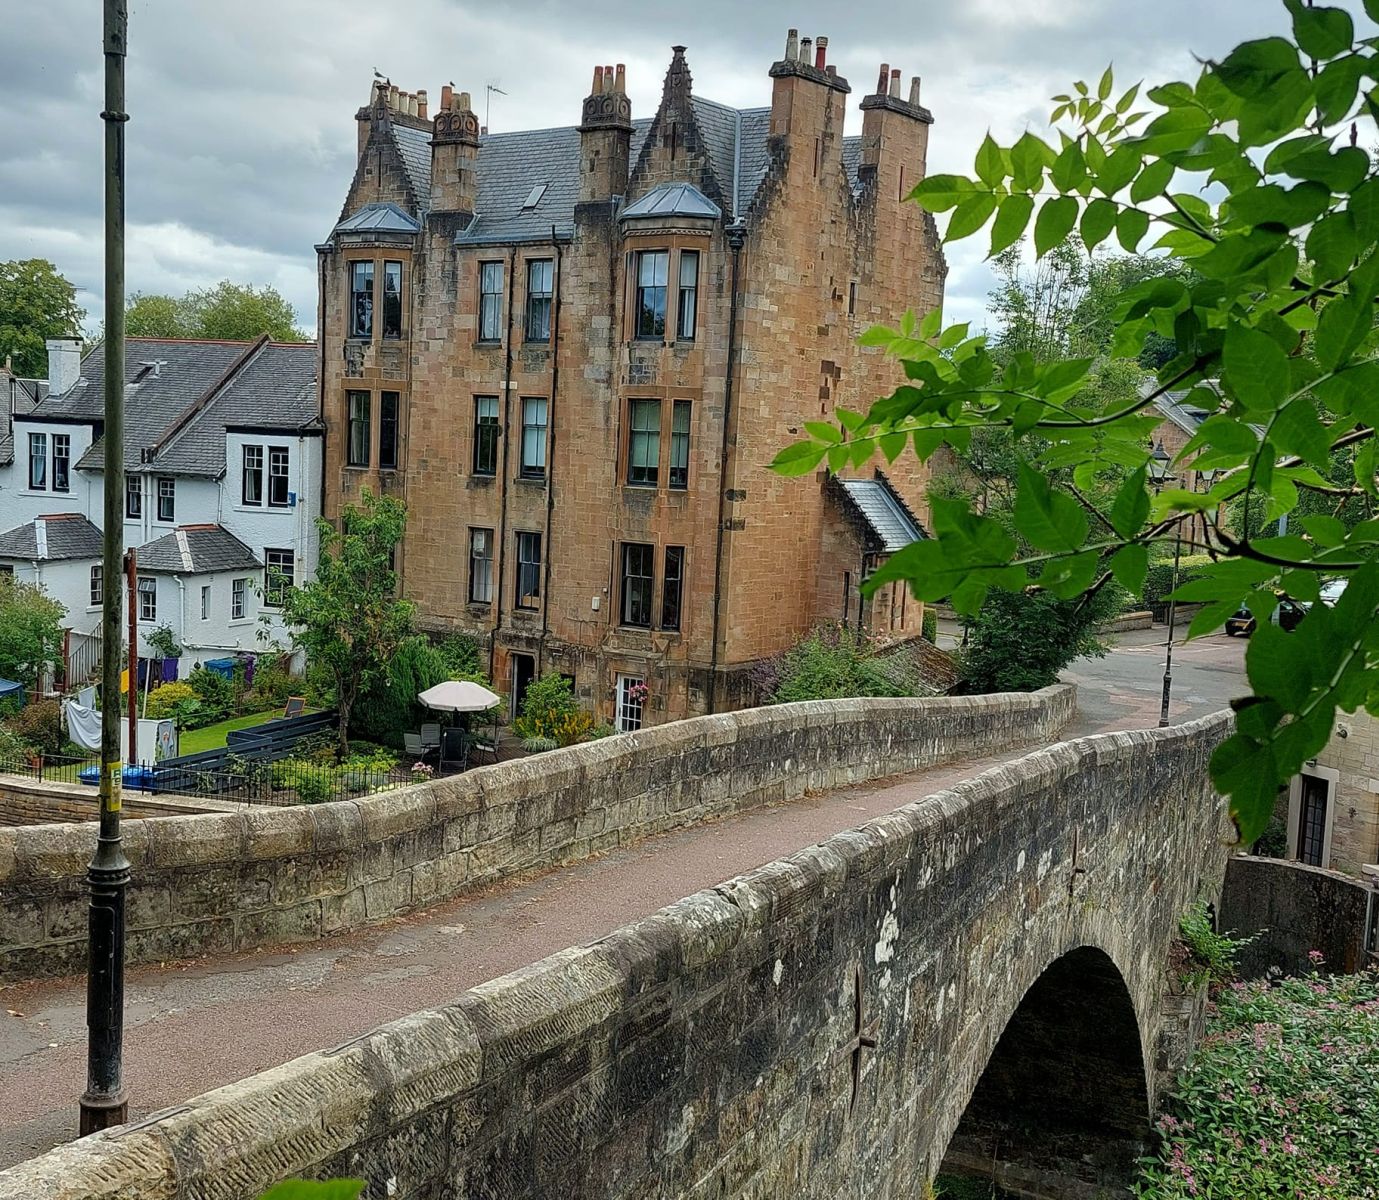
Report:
125,281,305,342
0,260,84,378
278,490,414,755
0,577,65,688
775,1,1379,842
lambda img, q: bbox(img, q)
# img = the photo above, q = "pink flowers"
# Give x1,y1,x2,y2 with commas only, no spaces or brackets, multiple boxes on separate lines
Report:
1307,949,1326,966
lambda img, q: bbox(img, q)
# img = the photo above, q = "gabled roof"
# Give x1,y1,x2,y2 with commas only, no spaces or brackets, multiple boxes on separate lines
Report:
1153,387,1218,436
0,513,103,562
621,181,721,220
21,337,318,478
832,476,929,553
136,525,262,575
334,201,421,235
1,374,47,466
366,94,865,247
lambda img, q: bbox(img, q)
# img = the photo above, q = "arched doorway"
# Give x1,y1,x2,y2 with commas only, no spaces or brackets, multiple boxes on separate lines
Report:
936,946,1151,1199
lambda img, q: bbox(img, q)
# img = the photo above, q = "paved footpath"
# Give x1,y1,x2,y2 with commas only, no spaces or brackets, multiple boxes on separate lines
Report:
0,630,1243,1170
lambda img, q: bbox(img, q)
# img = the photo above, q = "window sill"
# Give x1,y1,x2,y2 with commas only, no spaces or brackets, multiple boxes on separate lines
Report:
474,340,503,350
467,602,493,613
344,464,372,472
227,619,254,628
516,474,546,485
470,472,497,483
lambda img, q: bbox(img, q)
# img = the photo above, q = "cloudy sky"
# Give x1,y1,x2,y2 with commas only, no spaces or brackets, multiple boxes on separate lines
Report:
1,0,1283,338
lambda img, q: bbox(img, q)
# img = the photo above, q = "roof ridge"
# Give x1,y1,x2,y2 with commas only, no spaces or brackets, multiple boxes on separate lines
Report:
149,334,270,461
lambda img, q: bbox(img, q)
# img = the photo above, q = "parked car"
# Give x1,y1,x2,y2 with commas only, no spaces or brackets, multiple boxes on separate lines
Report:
1319,579,1348,606
1224,598,1308,636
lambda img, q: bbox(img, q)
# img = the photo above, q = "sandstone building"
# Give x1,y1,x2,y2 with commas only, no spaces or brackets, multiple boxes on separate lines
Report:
318,31,945,728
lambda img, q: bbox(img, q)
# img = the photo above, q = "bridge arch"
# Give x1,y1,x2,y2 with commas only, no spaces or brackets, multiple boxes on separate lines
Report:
938,944,1154,1198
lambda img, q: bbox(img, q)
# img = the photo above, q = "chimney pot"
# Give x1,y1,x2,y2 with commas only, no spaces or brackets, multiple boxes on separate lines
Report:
877,63,890,94
889,69,901,98
785,29,799,61
458,91,472,112
908,76,921,106
440,83,453,110
614,63,626,93
800,36,812,65
815,36,828,69
417,88,428,118
593,65,604,94
388,83,399,109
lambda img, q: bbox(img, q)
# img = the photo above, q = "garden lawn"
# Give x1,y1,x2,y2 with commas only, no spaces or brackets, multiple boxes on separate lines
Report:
177,708,282,755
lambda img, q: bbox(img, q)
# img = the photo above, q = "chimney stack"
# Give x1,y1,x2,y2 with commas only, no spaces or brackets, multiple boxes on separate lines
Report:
876,63,890,93
889,69,901,98
815,36,828,70
800,36,812,65
46,338,82,396
859,59,934,196
785,29,798,61
430,85,481,213
909,76,921,106
769,29,851,152
417,88,428,118
578,57,633,205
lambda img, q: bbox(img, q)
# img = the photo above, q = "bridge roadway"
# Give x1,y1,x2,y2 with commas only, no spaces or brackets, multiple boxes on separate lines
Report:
0,628,1244,1172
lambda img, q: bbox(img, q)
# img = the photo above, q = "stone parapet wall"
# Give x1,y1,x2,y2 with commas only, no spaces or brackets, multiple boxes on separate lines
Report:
0,707,1230,1200
0,686,1075,982
0,777,229,827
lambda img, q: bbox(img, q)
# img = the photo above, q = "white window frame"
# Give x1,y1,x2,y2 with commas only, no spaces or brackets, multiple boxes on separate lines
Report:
89,564,102,609
615,674,644,733
231,577,247,621
137,577,157,623
156,476,176,523
28,432,47,491
200,585,211,621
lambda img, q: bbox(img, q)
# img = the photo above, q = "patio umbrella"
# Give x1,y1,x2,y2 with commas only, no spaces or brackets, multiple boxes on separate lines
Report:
417,680,501,712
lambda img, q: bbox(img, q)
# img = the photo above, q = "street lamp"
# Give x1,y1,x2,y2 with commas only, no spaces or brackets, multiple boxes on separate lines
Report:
1147,443,1179,728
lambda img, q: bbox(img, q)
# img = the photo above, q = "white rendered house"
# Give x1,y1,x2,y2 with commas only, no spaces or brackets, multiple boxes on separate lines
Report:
0,337,322,677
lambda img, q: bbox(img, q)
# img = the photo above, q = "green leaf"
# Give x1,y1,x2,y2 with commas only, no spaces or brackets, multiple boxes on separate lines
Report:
1010,131,1053,192
1272,396,1332,469
1212,732,1280,843
1080,198,1117,251
1247,621,1313,712
1094,146,1141,196
1300,514,1348,547
1109,467,1151,539
1223,324,1289,411
1109,543,1149,595
770,440,828,476
1193,227,1289,280
989,194,1034,256
1314,294,1373,371
1215,37,1302,99
1276,144,1369,192
1116,82,1141,115
911,174,986,212
1034,196,1079,256
1129,157,1175,204
1050,140,1088,191
879,431,907,463
1131,106,1214,154
1097,64,1113,101
1291,4,1354,60
975,134,1005,188
803,421,841,445
1228,181,1330,229
946,192,999,242
1314,54,1366,123
1305,212,1358,279
1346,177,1379,240
1014,462,1088,553
1116,207,1150,251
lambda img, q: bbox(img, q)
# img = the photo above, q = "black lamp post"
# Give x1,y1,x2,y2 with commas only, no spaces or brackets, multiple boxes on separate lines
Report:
1147,443,1179,728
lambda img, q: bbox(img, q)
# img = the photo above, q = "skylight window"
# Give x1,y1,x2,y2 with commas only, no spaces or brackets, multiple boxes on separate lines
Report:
522,183,548,210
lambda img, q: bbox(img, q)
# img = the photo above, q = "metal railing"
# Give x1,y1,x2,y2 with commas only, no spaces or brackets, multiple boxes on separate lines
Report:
0,749,406,807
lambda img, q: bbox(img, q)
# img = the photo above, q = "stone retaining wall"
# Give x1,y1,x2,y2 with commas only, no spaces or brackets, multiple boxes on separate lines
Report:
1220,853,1378,977
0,686,1075,982
0,707,1230,1200
0,777,229,827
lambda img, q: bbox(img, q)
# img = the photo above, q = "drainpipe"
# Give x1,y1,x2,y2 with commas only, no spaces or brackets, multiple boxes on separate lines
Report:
707,220,747,714
537,229,562,674
315,248,329,526
488,243,519,683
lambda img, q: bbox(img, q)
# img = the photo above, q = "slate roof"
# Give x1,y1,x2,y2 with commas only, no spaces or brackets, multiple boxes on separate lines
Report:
621,181,721,220
335,201,421,235
0,513,103,562
135,525,262,575
356,95,865,247
833,477,928,553
1153,387,1218,435
20,338,318,477
1,375,47,466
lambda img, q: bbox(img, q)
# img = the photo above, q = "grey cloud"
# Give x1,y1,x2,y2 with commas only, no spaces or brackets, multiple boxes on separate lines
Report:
0,0,1308,334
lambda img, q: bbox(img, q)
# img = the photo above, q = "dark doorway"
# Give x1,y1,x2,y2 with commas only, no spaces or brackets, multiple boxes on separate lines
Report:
1296,773,1329,866
938,946,1150,1198
511,653,535,717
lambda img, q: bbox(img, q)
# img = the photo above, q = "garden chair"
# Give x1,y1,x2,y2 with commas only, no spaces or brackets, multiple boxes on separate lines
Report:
419,723,441,751
403,731,424,761
438,727,468,775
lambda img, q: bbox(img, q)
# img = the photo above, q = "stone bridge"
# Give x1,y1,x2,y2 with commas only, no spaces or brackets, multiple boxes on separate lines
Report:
0,694,1231,1200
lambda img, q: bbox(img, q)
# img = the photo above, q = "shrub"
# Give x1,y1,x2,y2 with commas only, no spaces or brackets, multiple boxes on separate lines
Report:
0,721,34,761
521,734,559,754
274,760,334,805
1135,971,1379,1198
10,698,63,754
513,672,589,746
187,667,234,723
437,634,483,678
144,681,201,724
351,635,448,748
753,624,907,704
956,586,1122,694
1142,552,1213,613
922,607,938,644
1175,902,1253,991
251,655,295,705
